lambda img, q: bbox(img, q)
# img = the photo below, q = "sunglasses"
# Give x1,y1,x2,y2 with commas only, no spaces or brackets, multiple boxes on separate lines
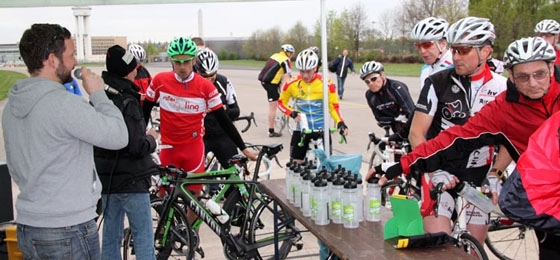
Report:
364,76,379,84
513,70,549,84
201,73,216,79
414,41,435,50
451,45,480,56
171,57,194,64
537,33,556,38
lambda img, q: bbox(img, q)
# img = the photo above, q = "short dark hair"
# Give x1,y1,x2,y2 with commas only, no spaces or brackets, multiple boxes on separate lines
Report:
19,23,71,75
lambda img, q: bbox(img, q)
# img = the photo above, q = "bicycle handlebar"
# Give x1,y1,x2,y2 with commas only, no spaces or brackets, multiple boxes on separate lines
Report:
233,112,256,133
297,127,339,147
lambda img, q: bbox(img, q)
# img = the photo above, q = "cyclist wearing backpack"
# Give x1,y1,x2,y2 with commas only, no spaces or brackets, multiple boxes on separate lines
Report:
360,61,415,140
259,44,295,137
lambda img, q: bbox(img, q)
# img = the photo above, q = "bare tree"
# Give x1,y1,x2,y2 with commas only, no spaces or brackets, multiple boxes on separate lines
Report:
397,0,468,38
339,3,370,59
244,27,285,60
285,21,312,53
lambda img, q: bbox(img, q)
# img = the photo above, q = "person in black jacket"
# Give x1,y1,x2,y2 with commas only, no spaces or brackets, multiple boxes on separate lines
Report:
95,45,158,260
194,48,256,174
360,61,415,139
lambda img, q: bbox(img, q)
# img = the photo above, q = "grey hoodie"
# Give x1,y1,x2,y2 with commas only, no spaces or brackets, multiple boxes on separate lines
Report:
2,77,128,227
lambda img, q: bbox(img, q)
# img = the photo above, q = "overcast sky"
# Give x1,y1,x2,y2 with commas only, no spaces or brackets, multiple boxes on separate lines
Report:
0,0,402,44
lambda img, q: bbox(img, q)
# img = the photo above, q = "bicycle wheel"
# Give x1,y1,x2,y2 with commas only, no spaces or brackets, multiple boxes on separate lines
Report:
123,199,194,260
223,188,300,260
458,232,489,260
274,112,286,134
485,214,538,260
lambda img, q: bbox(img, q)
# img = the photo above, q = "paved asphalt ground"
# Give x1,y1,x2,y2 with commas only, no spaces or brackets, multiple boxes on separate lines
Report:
2,64,506,259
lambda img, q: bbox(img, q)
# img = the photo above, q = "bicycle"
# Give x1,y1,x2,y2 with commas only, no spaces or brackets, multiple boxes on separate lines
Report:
123,143,303,260
274,100,295,135
233,112,257,133
431,182,490,260
483,164,538,260
368,120,418,207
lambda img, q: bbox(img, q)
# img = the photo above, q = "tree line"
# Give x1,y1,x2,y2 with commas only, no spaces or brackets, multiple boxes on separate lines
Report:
139,0,560,64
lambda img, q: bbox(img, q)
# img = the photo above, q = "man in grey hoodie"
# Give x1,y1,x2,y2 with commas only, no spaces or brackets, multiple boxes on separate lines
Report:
2,23,128,259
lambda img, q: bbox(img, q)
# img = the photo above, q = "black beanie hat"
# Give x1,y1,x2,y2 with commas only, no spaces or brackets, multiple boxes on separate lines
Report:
106,45,137,77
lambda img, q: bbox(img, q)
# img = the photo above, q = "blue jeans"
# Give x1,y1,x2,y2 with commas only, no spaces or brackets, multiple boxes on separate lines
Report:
101,193,155,260
17,219,100,260
336,76,347,97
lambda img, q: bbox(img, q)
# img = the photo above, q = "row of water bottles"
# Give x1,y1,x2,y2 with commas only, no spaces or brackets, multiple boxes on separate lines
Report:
285,159,382,229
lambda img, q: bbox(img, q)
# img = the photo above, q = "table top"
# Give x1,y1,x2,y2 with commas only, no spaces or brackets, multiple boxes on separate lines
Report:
259,179,474,260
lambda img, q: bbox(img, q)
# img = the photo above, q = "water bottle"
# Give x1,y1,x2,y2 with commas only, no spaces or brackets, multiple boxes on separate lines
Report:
301,171,313,217
205,199,229,224
342,181,359,229
352,173,364,222
455,181,494,214
365,176,381,222
289,165,302,204
293,169,304,208
312,178,330,225
285,159,294,200
330,177,345,224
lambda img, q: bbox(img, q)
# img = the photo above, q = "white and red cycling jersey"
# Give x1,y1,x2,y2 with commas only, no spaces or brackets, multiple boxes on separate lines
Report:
145,71,223,146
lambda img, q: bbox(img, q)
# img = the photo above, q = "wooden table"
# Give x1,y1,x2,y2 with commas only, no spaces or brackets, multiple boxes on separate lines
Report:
259,179,474,260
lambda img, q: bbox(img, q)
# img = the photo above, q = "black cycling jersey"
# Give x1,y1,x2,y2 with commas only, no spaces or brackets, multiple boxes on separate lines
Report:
365,78,415,134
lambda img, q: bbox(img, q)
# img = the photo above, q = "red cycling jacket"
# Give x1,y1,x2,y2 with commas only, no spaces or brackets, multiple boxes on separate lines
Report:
399,69,560,175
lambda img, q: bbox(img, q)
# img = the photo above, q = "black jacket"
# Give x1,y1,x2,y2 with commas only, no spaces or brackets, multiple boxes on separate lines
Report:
95,71,158,194
365,78,415,134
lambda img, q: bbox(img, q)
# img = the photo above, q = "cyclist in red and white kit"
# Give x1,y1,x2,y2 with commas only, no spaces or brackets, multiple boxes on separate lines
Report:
143,37,255,197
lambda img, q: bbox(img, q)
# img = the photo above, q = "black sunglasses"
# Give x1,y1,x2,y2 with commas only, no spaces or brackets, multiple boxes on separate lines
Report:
364,76,379,84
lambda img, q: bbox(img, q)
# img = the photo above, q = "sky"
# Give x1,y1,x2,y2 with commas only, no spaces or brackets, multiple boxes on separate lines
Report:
0,0,402,44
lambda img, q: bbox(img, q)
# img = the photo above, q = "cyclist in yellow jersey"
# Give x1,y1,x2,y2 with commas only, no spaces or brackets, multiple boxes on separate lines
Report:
278,49,348,163
259,44,295,137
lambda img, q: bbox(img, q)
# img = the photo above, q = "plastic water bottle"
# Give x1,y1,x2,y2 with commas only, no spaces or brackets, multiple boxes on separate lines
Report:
285,160,294,200
312,178,330,225
293,169,304,208
301,171,313,217
455,181,494,214
365,176,381,222
330,177,345,224
352,173,364,222
342,181,359,228
205,199,229,224
289,165,302,204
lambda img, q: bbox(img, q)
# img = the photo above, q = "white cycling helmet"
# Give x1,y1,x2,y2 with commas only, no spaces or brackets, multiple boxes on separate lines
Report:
360,61,384,79
447,17,496,46
410,17,449,41
535,19,560,34
503,37,556,69
128,43,146,62
295,49,319,70
194,48,219,75
281,44,295,53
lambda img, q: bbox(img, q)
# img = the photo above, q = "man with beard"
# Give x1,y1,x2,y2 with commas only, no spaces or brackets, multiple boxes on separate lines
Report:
2,23,128,259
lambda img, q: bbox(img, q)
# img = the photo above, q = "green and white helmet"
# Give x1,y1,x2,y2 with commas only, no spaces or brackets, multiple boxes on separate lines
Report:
167,37,197,57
